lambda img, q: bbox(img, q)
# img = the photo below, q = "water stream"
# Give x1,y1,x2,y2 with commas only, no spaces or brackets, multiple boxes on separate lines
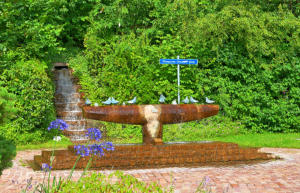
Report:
54,67,88,142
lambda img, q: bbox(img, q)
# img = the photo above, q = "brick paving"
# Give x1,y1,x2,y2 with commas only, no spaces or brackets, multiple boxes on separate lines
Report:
0,148,299,193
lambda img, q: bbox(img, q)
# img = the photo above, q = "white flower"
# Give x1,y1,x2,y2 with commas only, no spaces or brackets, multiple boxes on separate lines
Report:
53,136,62,142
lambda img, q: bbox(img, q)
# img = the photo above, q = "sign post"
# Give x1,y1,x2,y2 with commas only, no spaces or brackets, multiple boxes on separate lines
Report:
160,57,198,104
177,56,180,104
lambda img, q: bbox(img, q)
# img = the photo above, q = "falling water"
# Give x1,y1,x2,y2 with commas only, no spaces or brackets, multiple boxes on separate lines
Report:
54,67,89,142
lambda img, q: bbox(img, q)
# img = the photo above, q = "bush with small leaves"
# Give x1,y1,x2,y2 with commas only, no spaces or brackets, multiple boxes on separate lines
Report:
0,136,16,176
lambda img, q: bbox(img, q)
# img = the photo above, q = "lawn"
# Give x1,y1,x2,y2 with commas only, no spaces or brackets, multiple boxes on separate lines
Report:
211,133,300,148
17,132,300,151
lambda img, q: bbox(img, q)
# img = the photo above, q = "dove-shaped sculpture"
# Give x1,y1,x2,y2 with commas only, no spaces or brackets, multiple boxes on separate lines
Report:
111,97,119,104
171,99,177,105
102,97,112,105
182,96,189,104
127,97,137,104
85,98,92,106
190,97,199,104
205,97,215,104
159,94,166,103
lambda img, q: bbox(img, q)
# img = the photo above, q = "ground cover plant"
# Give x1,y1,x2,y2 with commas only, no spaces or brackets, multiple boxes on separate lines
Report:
58,171,172,193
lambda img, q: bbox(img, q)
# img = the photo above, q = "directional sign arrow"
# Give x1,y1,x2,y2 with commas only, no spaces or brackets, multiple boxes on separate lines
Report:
160,59,198,65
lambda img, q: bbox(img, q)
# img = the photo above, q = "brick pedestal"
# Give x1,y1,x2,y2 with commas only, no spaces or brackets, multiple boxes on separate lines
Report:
34,141,275,170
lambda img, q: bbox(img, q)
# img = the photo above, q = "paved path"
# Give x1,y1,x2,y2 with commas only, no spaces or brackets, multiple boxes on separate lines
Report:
0,148,299,193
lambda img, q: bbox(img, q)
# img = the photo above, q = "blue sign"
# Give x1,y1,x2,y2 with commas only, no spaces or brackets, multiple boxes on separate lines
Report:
160,59,198,65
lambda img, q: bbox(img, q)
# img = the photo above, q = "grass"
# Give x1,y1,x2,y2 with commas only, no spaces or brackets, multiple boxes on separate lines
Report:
16,132,300,151
211,133,300,148
16,135,72,151
102,115,300,149
109,132,300,149
16,116,300,150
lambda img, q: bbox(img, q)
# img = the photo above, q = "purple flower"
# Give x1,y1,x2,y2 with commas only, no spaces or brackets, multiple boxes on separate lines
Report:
102,142,114,151
74,142,114,157
205,176,210,184
74,145,90,157
85,128,102,141
88,144,104,157
48,119,68,131
41,163,52,172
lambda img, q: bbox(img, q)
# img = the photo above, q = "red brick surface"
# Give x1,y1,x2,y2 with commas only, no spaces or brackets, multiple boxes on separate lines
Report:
0,148,299,192
34,142,274,170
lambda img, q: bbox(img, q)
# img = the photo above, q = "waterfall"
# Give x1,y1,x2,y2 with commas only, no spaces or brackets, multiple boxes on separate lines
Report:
54,66,88,143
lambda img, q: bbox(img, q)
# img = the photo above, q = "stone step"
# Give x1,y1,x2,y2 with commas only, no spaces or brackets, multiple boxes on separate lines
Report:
56,105,82,112
55,93,81,99
53,62,68,67
55,84,82,92
55,97,81,104
69,124,86,129
57,111,82,117
54,76,79,82
69,135,90,142
55,101,85,108
55,103,82,108
63,129,87,136
57,114,84,120
67,126,86,132
65,120,87,126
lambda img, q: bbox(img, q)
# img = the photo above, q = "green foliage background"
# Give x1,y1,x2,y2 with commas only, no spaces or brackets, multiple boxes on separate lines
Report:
0,0,299,144
70,0,300,133
0,60,56,144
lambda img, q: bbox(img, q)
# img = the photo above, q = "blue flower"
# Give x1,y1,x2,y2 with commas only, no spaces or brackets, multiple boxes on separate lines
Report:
74,142,114,157
85,128,102,141
88,144,104,157
102,142,114,151
74,145,90,157
41,163,52,172
48,119,68,131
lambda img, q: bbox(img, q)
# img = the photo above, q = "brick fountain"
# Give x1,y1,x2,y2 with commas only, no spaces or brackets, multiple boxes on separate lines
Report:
34,101,275,170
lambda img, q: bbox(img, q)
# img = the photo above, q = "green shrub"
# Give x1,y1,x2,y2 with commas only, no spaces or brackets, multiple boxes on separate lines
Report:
59,171,172,193
0,135,16,176
0,60,56,144
0,87,16,125
69,1,299,133
0,0,97,61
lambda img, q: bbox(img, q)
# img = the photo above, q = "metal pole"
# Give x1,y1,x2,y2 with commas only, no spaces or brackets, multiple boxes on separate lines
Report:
177,55,180,104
